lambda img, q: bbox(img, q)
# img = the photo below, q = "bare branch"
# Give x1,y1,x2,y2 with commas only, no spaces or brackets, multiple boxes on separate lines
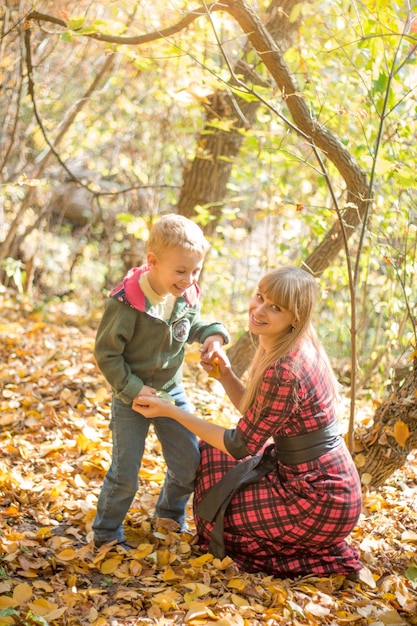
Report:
26,4,226,45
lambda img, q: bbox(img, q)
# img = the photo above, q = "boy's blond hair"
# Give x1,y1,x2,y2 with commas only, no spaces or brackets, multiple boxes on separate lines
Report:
147,213,210,257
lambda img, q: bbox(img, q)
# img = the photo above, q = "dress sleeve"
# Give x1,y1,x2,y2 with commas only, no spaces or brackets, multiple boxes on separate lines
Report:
235,362,300,456
223,428,249,459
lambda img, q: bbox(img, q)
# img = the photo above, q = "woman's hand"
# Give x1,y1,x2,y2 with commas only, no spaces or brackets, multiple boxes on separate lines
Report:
134,394,230,455
132,395,175,418
201,348,231,379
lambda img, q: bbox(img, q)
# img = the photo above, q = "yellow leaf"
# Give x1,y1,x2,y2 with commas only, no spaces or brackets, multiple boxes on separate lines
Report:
354,453,366,468
50,480,68,497
333,611,362,622
156,549,171,566
101,556,122,574
89,608,99,622
184,601,215,622
216,616,245,626
357,566,377,588
382,592,397,602
189,554,213,566
178,541,192,555
305,600,331,616
0,596,17,609
231,593,249,608
42,608,67,621
129,561,142,577
152,590,180,611
183,589,200,603
162,567,181,581
27,598,57,615
139,467,166,481
360,473,373,485
13,582,32,603
94,387,110,403
33,581,54,592
56,548,77,561
131,543,154,559
183,583,213,602
212,556,234,569
76,433,92,452
185,583,212,596
67,574,77,588
208,357,221,379
227,577,246,590
393,420,409,447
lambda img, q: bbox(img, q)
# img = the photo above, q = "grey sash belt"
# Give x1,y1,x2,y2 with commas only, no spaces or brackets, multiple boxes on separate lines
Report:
195,421,342,559
275,420,342,465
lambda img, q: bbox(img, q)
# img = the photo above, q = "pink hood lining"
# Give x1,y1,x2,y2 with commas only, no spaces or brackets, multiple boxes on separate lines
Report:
112,265,200,311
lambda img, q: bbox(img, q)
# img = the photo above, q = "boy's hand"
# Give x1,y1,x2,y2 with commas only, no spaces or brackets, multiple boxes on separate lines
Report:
199,334,224,361
137,385,157,397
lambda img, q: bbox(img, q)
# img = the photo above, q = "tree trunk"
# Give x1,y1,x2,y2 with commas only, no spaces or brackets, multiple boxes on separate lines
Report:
178,0,305,230
352,360,417,489
226,331,258,378
176,0,369,375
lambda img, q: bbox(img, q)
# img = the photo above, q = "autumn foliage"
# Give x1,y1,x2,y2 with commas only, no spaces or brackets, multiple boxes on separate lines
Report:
1,289,417,625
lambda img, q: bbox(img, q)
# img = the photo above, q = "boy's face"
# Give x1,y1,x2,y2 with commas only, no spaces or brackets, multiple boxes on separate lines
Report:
147,247,204,297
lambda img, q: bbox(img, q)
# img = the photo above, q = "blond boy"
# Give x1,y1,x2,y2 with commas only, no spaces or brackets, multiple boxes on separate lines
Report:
92,214,229,549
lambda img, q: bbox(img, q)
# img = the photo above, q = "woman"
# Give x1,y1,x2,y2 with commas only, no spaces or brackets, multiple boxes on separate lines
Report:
134,266,363,578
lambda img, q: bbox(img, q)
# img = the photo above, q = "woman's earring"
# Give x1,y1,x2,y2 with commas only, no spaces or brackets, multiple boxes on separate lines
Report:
291,325,296,333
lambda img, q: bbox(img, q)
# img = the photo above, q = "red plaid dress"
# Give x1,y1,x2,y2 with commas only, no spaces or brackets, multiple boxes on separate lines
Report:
193,339,362,578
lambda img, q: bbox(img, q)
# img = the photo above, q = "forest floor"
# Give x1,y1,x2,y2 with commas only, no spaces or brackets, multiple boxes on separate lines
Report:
1,288,417,626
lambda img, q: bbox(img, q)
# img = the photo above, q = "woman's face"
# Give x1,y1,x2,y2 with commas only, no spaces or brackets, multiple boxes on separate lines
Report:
248,289,296,348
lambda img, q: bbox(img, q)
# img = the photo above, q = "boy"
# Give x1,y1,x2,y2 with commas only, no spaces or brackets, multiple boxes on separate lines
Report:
92,213,229,549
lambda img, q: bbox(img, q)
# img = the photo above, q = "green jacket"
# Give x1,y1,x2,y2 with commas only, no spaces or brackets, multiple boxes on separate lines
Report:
94,265,230,404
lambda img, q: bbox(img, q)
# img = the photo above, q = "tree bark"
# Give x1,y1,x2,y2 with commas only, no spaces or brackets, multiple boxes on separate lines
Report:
353,360,417,488
223,0,369,272
178,0,305,230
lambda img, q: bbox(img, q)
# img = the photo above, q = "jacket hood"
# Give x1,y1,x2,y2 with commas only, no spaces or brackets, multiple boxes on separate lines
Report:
110,265,200,311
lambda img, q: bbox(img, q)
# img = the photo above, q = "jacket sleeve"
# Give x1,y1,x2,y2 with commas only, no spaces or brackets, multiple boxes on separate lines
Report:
94,298,145,404
187,302,230,345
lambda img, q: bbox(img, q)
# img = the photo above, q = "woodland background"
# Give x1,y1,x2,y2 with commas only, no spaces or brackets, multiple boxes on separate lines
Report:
1,0,417,624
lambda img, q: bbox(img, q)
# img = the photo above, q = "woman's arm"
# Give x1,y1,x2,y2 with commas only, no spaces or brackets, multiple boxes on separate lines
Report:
217,369,246,410
201,349,246,411
132,396,232,456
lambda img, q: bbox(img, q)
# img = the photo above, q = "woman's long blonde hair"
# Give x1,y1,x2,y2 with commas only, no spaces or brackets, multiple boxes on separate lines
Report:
239,266,339,415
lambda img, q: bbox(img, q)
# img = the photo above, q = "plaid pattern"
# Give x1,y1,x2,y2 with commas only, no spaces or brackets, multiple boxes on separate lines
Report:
193,340,362,577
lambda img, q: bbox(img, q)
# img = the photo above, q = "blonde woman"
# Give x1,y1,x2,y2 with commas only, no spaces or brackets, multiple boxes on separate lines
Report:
134,266,362,578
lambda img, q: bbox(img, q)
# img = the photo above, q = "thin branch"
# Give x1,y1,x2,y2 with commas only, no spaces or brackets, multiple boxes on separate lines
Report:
24,25,84,186
26,5,226,46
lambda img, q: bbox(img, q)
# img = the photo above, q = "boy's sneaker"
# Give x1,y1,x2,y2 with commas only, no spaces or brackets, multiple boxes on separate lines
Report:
154,517,194,536
94,539,133,552
154,517,181,533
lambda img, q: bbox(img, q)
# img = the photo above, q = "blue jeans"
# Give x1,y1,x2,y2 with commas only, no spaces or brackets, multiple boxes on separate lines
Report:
92,386,199,543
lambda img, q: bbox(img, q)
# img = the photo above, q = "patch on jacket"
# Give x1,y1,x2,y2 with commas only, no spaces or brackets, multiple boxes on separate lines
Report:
172,318,191,342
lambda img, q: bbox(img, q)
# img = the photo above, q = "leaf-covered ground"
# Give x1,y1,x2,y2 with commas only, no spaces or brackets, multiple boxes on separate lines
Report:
1,289,417,626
